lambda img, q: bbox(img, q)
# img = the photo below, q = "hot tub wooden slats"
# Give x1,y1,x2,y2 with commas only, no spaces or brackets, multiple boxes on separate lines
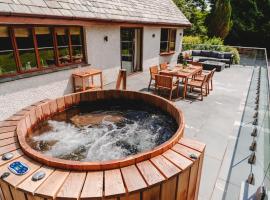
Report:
0,150,23,167
0,126,16,134
10,186,27,200
0,121,19,127
187,157,200,200
176,140,205,200
161,176,177,200
104,169,126,198
0,91,206,200
80,171,103,199
0,131,16,140
163,150,193,170
142,184,161,200
0,156,42,187
0,143,20,155
0,187,5,200
179,138,205,152
151,155,181,179
6,115,24,121
178,138,205,200
35,170,70,199
176,169,190,200
172,144,201,161
136,160,165,186
125,192,141,200
26,194,45,200
0,141,205,200
0,181,13,200
17,166,55,194
121,165,147,192
0,137,18,147
56,172,86,200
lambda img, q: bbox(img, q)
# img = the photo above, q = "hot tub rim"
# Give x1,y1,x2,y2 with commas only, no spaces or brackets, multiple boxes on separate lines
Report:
17,90,185,171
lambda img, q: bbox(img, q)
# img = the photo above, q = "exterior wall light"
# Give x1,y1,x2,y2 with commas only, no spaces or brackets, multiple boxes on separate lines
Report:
152,34,155,38
104,36,108,42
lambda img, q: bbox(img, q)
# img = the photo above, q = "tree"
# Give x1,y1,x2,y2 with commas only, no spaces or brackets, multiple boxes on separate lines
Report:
207,0,232,39
173,0,209,36
226,0,270,50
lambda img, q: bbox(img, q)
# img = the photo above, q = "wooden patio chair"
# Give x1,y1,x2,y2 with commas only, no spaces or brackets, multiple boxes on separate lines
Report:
188,73,211,101
155,74,179,100
194,68,216,91
148,65,159,90
160,62,169,71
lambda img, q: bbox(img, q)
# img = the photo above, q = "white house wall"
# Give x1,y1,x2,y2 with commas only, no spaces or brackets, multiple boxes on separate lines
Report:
85,25,121,84
142,27,161,69
142,27,183,70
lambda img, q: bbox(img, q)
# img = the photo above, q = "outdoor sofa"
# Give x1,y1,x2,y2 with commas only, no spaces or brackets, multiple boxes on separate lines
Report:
183,50,234,67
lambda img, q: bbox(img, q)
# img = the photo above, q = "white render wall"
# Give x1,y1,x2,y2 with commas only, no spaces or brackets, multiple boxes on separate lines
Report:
142,27,184,71
0,25,184,121
85,25,121,84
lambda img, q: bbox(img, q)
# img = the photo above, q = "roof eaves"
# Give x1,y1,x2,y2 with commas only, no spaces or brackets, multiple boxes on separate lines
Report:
0,12,192,27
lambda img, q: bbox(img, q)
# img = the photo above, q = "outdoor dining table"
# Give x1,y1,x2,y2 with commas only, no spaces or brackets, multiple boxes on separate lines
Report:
160,64,203,99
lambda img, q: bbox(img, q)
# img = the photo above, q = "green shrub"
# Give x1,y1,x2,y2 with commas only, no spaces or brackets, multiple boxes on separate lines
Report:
182,36,202,51
182,36,240,64
183,36,202,44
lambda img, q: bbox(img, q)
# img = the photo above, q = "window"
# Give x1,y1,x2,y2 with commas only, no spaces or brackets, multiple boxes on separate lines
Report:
35,27,55,67
56,27,71,65
70,27,84,63
160,28,177,53
0,26,85,78
14,28,37,71
0,27,17,75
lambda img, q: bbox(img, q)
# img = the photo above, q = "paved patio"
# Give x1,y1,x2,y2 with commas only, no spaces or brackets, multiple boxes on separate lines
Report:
106,65,253,200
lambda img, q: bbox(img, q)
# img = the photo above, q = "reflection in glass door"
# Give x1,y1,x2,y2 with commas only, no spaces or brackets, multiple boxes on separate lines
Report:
120,28,142,75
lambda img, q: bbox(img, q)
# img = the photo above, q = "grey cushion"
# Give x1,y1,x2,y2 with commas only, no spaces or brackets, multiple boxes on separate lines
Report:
211,51,219,58
223,52,233,59
217,53,224,59
201,50,211,57
192,50,201,56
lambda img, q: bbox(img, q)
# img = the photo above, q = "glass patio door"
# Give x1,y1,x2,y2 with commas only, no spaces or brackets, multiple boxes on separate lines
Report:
120,28,142,75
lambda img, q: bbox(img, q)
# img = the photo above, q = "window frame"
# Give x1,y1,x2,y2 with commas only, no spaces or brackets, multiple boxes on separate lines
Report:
0,27,19,76
160,28,177,55
0,25,85,78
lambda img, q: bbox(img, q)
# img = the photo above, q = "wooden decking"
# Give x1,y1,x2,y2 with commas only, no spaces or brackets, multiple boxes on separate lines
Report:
0,90,206,200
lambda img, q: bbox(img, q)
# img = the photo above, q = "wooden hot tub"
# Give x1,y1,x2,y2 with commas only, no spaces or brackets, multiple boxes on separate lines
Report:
0,90,205,200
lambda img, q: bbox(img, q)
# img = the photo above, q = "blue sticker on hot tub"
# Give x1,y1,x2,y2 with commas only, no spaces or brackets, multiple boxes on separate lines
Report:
8,161,29,175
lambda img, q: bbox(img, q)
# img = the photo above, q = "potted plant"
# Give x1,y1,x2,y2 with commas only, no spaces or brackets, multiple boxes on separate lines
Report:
183,60,188,69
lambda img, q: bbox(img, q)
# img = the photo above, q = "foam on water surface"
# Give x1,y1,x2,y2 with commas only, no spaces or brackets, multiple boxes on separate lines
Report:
27,101,177,162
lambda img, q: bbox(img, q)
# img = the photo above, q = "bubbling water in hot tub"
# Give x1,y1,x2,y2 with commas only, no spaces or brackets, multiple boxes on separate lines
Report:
27,100,178,162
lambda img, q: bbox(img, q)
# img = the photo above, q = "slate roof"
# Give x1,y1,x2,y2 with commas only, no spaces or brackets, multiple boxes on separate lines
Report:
0,0,191,26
